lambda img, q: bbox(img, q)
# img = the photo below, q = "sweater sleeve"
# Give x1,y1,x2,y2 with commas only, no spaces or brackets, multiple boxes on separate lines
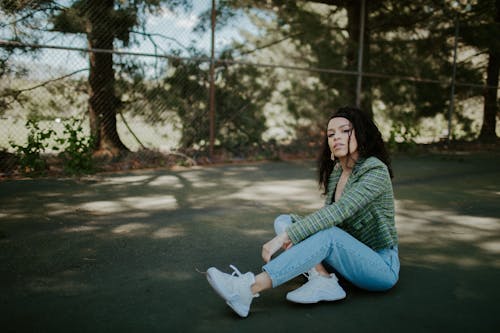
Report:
286,159,391,244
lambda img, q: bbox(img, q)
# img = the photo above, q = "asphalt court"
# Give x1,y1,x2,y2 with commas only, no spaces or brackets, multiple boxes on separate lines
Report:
1,152,499,332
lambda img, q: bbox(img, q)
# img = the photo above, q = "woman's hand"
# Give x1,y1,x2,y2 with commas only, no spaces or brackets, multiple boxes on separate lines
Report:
262,232,292,263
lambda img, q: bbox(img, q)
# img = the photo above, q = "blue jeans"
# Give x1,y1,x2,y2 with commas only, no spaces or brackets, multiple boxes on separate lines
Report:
262,214,400,291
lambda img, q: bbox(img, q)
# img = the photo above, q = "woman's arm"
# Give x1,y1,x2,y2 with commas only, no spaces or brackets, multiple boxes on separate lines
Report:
287,159,391,244
261,232,292,263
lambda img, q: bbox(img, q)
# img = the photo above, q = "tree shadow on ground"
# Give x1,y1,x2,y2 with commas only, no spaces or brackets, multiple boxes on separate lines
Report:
1,155,499,332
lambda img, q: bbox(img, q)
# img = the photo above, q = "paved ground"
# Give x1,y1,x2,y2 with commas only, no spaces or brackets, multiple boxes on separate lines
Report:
1,152,499,333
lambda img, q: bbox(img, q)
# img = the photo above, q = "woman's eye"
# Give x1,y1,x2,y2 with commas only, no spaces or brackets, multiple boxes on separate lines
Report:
343,129,351,133
327,133,335,138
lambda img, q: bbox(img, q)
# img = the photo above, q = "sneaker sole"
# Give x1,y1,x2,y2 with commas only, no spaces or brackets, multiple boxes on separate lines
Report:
206,268,249,317
286,290,347,304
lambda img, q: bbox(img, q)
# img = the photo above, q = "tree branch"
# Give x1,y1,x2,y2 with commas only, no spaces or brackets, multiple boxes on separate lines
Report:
1,68,88,107
235,31,305,57
0,3,63,28
130,30,191,53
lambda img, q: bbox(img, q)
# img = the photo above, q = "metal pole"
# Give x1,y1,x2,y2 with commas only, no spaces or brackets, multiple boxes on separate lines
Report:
209,0,216,158
355,0,366,108
448,17,459,143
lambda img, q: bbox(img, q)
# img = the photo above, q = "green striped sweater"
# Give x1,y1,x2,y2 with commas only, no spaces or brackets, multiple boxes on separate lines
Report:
287,157,398,251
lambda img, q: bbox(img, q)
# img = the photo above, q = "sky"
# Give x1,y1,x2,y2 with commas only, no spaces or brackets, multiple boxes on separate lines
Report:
1,1,256,77
134,2,250,56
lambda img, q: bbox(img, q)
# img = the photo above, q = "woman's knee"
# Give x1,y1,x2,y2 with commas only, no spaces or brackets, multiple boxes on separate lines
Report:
360,274,399,292
316,226,348,242
299,227,345,249
274,214,292,235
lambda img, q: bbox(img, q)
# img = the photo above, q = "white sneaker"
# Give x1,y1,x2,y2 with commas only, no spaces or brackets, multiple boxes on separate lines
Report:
206,265,259,317
286,269,346,304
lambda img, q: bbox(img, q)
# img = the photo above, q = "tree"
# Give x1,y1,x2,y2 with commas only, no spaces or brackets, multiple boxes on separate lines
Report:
212,1,372,115
212,1,492,141
81,0,128,156
477,0,500,142
2,0,191,157
53,0,193,156
163,50,271,154
480,50,499,142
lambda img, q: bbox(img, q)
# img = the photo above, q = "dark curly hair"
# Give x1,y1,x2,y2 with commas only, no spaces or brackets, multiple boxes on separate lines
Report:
318,106,393,194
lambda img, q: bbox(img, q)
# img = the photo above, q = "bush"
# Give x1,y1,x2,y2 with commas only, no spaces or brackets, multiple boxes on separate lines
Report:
55,118,95,175
387,118,419,153
10,120,55,175
10,118,95,176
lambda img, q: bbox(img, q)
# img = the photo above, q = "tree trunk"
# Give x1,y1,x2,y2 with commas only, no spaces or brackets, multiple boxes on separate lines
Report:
86,0,129,157
478,50,499,142
478,0,500,143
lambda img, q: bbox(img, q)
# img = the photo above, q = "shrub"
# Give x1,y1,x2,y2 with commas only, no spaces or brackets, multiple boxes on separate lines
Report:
55,118,95,174
10,120,55,175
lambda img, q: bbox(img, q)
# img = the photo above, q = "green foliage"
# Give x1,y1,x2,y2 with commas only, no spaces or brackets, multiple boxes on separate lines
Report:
163,52,271,156
2,0,498,157
55,118,95,175
387,114,419,153
216,0,496,141
9,118,95,176
50,0,192,46
10,119,55,175
50,5,86,34
0,0,55,13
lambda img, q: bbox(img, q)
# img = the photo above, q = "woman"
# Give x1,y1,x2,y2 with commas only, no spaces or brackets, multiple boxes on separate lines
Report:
206,106,400,318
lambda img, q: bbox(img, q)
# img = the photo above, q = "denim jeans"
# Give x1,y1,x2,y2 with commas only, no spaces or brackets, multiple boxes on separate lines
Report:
262,214,400,291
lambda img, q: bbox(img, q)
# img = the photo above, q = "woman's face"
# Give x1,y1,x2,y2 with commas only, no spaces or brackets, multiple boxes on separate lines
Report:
327,116,358,160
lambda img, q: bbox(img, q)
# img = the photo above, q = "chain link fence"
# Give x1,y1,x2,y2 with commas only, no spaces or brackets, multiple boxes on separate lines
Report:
0,1,213,174
0,1,497,176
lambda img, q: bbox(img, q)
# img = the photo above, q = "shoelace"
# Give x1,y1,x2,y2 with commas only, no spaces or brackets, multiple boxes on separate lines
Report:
303,268,336,281
228,264,260,297
303,268,319,280
229,264,243,277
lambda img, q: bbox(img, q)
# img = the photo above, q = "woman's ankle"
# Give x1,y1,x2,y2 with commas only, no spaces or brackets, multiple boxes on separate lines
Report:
313,264,330,277
251,272,272,294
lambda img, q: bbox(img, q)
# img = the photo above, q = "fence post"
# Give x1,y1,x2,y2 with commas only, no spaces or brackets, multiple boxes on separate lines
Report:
209,0,216,159
355,0,366,108
448,16,459,143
